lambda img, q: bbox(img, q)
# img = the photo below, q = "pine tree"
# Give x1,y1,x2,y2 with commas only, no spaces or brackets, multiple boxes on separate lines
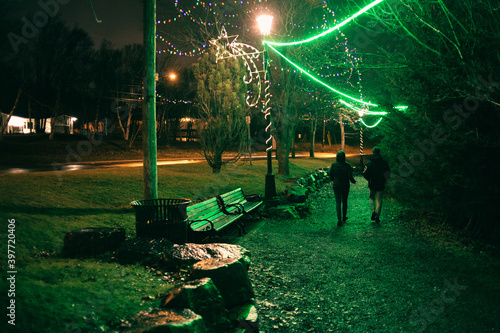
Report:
193,42,249,173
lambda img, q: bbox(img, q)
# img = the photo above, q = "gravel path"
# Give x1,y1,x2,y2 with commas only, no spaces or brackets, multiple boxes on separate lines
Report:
235,175,500,332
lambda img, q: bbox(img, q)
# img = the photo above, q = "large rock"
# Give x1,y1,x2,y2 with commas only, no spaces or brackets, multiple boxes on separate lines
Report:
192,258,254,308
162,278,230,332
267,205,300,219
294,202,311,218
124,308,207,333
286,186,307,203
62,227,125,257
117,237,174,265
306,174,316,186
164,243,251,270
229,302,259,333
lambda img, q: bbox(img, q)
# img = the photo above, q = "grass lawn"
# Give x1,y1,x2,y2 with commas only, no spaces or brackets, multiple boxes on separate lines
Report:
0,157,334,332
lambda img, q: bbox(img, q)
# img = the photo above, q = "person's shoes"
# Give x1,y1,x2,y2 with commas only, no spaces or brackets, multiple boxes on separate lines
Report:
337,220,343,227
375,216,380,223
343,216,348,222
371,212,377,220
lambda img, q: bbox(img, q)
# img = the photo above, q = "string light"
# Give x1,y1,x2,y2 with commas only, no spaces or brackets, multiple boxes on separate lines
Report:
158,0,347,56
261,0,411,128
360,117,383,128
267,43,377,107
263,0,385,47
157,0,406,129
262,0,387,107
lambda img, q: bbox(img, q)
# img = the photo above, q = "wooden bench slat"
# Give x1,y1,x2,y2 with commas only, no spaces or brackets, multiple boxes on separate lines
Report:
218,188,263,215
186,194,244,236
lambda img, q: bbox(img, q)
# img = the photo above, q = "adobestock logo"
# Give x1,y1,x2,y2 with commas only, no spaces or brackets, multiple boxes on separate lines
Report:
7,0,71,53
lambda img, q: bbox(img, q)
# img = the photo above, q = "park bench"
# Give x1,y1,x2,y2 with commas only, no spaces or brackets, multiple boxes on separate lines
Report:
216,187,263,221
186,196,244,241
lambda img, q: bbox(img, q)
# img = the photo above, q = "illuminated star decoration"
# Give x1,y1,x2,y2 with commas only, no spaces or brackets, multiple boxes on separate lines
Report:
210,26,264,107
157,0,273,56
263,0,407,127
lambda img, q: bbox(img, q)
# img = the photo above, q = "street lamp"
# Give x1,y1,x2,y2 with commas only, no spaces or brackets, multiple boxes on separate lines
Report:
257,15,273,36
257,14,277,199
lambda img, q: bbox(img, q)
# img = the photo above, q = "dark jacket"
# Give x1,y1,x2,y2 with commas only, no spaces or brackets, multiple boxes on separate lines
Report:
363,154,390,191
329,152,356,190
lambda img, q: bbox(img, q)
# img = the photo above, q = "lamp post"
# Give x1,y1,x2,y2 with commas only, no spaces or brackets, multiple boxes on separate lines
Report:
257,14,277,199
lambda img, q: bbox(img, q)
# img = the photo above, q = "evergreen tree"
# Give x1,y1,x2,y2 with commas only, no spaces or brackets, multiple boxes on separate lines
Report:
193,42,249,173
345,0,500,241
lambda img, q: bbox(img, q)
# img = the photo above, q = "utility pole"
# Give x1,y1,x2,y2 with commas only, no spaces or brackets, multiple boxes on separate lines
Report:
143,0,158,199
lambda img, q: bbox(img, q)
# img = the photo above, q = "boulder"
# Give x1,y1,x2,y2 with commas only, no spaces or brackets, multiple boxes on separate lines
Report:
229,302,259,333
164,243,251,271
162,278,230,332
317,170,329,185
268,205,300,220
306,174,316,186
305,186,314,195
192,258,254,308
294,203,311,217
124,308,207,333
296,178,307,187
286,186,307,203
117,237,174,265
62,227,125,257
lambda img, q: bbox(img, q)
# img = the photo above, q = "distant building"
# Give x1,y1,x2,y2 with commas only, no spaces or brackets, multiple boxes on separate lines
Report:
0,112,77,134
45,115,78,135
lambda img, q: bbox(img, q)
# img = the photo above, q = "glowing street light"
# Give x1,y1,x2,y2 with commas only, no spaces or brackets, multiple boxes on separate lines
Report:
168,73,177,81
257,14,273,36
258,14,276,199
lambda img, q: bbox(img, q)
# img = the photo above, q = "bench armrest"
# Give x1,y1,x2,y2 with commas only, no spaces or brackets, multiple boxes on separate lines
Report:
224,203,244,215
244,193,263,202
188,219,214,232
216,195,243,215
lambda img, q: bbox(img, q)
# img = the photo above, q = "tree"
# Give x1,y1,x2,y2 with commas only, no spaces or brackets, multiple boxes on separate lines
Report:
265,0,328,175
89,40,121,138
343,0,500,240
193,42,249,173
14,18,94,136
0,88,22,140
116,44,144,142
157,0,332,175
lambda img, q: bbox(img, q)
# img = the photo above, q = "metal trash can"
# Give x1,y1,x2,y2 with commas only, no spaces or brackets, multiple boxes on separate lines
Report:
130,198,191,244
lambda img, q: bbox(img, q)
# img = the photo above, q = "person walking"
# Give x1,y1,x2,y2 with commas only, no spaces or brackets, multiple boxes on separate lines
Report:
363,147,390,223
329,150,356,226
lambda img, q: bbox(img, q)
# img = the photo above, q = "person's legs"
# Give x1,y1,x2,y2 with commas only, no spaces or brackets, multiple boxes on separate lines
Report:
375,190,384,221
333,187,342,224
369,188,377,220
342,188,349,221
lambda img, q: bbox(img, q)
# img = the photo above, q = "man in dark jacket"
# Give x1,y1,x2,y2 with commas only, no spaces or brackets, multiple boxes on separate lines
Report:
330,150,357,226
363,147,390,223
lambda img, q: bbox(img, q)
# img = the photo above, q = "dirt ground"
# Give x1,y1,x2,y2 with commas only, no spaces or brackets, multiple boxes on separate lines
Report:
235,177,500,332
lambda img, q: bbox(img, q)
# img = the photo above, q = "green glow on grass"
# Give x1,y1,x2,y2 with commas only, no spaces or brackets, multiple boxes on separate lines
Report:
263,0,385,47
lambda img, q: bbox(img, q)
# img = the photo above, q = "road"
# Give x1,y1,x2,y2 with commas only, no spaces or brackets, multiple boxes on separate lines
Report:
0,153,339,174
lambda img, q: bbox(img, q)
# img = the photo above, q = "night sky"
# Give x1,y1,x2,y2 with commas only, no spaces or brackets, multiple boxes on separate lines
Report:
4,0,143,49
